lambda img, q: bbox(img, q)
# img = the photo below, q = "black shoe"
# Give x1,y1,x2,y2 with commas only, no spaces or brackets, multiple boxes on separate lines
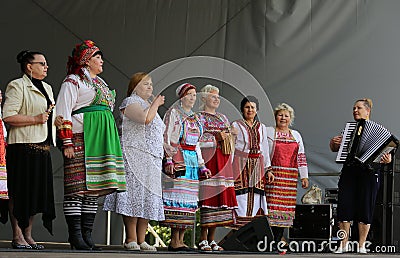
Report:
81,213,102,251
65,215,91,250
11,241,32,249
168,245,190,251
29,243,45,250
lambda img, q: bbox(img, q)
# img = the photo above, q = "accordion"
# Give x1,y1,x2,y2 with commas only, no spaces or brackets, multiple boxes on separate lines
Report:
336,119,399,164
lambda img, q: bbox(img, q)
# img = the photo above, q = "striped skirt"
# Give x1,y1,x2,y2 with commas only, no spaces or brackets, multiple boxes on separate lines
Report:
161,149,199,229
64,131,126,196
265,167,298,227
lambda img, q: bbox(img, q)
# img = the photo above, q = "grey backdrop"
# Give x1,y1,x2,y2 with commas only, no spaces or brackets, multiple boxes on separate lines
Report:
1,0,400,245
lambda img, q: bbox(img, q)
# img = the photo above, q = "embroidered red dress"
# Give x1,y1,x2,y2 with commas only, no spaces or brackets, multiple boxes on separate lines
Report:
0,119,8,224
265,127,309,227
197,111,237,227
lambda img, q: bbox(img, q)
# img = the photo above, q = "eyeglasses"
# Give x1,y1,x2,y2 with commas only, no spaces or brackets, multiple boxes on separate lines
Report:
30,61,48,66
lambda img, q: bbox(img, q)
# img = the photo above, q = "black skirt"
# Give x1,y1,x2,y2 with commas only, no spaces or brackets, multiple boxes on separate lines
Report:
6,143,55,234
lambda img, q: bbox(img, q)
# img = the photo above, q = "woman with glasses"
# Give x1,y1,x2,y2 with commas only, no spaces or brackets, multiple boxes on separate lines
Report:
56,40,126,250
3,50,56,249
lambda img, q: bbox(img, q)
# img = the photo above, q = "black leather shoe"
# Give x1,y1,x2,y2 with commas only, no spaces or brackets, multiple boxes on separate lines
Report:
11,241,32,249
29,243,45,250
168,245,190,251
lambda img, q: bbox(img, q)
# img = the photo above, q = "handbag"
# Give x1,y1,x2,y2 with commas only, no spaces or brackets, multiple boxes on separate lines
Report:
220,132,234,155
301,184,322,204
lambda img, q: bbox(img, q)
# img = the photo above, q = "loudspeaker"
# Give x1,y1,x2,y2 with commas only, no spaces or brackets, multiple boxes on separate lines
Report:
219,216,273,252
391,204,400,250
392,172,400,205
289,204,332,240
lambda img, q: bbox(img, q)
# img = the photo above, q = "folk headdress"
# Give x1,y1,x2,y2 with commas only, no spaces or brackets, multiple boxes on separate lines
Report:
176,83,196,99
67,40,102,77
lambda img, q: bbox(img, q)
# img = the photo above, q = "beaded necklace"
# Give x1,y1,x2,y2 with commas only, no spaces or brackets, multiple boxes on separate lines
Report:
84,74,115,109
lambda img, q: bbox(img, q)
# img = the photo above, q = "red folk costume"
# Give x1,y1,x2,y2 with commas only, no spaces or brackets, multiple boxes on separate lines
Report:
197,111,237,227
0,118,8,224
265,127,309,227
231,119,272,228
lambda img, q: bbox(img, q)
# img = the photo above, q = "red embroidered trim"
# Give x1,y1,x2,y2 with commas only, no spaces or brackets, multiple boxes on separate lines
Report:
64,77,79,87
57,120,73,147
297,153,308,167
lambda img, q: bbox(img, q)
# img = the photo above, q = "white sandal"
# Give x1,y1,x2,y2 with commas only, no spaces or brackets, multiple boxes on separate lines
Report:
123,241,140,251
209,240,223,251
198,240,212,251
139,241,157,252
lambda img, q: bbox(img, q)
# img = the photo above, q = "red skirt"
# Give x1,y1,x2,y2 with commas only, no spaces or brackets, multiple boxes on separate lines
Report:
199,147,237,209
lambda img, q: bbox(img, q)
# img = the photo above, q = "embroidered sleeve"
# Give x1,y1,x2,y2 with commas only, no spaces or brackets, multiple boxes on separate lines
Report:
295,131,309,179
163,108,181,160
56,75,79,122
56,76,79,148
64,77,79,87
57,120,73,148
260,124,271,169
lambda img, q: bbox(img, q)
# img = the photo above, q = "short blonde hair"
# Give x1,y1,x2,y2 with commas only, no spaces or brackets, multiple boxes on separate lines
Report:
274,103,295,126
199,84,220,110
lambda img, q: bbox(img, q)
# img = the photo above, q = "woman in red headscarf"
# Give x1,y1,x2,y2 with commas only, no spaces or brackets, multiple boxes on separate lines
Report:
56,40,126,250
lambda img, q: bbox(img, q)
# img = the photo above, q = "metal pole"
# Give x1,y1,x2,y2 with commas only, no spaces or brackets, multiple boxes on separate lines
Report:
106,211,111,245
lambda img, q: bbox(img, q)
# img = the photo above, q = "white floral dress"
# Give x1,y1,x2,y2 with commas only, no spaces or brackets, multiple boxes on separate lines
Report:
103,94,165,221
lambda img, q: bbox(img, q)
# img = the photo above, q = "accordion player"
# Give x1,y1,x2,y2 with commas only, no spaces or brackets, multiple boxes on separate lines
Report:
336,119,399,166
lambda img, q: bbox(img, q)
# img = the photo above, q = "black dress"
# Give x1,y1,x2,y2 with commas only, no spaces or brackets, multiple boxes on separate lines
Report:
6,77,55,234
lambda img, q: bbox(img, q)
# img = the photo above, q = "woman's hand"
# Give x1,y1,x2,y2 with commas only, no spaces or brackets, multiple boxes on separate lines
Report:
380,153,392,164
329,135,342,152
54,115,64,127
301,178,309,189
152,95,165,107
200,167,212,179
164,161,175,177
266,170,275,183
35,112,50,124
164,145,177,157
64,146,75,159
230,125,238,136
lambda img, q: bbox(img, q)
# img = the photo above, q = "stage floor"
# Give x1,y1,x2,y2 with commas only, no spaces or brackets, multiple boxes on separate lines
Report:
0,241,399,258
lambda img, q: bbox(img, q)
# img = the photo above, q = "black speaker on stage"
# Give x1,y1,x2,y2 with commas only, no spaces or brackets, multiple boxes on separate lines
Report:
391,204,400,250
219,216,273,252
289,204,332,240
369,150,400,250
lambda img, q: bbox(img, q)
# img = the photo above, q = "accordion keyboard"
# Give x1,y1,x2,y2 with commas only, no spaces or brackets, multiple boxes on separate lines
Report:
336,122,357,163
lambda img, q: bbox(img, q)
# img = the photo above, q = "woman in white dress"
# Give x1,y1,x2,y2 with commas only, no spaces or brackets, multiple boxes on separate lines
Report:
104,72,165,251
